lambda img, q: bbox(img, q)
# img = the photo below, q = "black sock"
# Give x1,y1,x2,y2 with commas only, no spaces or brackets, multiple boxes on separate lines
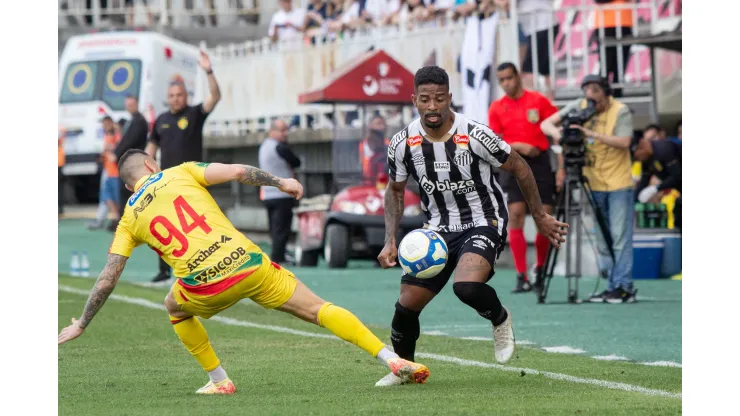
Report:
390,301,421,361
453,282,507,326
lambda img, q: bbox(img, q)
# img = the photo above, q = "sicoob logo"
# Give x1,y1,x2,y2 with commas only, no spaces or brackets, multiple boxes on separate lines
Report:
193,247,249,284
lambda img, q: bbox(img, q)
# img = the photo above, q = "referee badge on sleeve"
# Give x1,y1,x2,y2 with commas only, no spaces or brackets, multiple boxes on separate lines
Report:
527,109,540,123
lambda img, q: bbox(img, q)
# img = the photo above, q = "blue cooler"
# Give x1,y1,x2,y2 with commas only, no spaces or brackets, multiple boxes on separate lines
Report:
633,233,664,279
660,232,682,277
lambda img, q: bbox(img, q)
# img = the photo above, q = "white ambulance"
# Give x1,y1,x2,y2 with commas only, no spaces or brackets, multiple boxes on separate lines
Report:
58,30,203,202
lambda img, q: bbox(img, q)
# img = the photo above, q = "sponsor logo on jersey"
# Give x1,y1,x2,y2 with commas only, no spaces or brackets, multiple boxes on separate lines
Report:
131,181,171,219
419,176,476,195
468,123,502,155
407,135,423,147
454,150,473,167
412,154,426,166
128,172,164,207
193,247,249,284
186,241,222,272
453,134,469,145
433,161,450,172
388,128,408,160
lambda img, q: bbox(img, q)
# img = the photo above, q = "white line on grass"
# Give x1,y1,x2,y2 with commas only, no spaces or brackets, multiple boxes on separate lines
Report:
59,285,681,399
415,353,681,399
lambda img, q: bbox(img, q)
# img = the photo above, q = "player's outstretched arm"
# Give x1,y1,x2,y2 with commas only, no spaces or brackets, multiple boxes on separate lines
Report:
58,254,128,345
202,163,303,200
500,151,568,247
378,179,407,268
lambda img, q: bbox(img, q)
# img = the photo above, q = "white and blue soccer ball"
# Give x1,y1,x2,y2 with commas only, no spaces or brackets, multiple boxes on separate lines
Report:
398,229,448,279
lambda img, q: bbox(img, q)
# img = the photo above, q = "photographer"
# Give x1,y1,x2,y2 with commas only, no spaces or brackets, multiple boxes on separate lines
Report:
632,135,682,228
541,75,637,304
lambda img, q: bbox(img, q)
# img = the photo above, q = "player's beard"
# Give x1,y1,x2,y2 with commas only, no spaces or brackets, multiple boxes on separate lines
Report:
423,112,444,130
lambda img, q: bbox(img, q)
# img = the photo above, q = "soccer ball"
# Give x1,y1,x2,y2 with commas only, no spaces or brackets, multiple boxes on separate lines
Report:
398,229,448,279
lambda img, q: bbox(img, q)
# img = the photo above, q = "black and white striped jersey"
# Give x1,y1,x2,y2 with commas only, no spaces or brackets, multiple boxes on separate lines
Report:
387,112,511,235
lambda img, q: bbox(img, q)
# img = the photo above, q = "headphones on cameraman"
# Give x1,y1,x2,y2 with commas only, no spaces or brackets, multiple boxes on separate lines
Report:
581,74,612,96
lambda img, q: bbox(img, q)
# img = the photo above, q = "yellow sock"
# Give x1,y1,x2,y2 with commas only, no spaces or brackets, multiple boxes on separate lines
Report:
171,316,221,372
317,303,386,357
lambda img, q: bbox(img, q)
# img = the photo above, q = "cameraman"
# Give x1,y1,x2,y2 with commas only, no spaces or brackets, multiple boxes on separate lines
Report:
541,75,637,304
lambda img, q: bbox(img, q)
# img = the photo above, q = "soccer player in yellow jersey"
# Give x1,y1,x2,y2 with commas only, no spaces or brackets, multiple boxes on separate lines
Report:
58,149,430,394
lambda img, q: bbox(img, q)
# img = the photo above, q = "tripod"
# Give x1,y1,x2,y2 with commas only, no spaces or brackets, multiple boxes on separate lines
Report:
534,161,615,304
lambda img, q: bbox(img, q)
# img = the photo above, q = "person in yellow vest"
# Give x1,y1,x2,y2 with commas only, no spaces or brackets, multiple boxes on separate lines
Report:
58,127,66,219
593,0,634,98
541,75,637,303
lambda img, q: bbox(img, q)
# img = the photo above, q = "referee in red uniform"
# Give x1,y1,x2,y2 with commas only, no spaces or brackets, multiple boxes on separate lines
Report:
488,62,562,293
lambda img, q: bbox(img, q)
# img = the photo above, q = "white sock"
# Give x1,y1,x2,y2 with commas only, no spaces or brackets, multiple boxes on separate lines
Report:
208,366,228,383
376,347,399,367
95,201,108,223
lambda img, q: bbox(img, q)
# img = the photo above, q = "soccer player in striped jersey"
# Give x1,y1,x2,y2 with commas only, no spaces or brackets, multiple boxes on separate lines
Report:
376,66,568,386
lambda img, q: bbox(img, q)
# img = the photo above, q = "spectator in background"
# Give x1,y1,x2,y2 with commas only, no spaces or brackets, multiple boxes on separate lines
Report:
59,127,66,220
100,116,122,232
541,75,637,303
363,0,401,26
305,0,330,42
114,95,149,207
642,123,666,142
516,0,558,98
488,62,559,293
593,0,634,98
359,115,390,182
146,51,221,284
259,120,302,266
632,134,681,228
269,0,307,44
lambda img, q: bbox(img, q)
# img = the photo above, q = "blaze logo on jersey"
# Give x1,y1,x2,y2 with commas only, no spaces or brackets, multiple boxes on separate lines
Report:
420,176,475,195
407,135,423,146
453,134,469,145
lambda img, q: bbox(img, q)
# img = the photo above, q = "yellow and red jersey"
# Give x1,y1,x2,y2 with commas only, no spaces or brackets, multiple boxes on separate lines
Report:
109,162,265,291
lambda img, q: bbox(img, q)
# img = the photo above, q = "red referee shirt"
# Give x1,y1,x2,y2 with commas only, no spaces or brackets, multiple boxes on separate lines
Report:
488,90,558,152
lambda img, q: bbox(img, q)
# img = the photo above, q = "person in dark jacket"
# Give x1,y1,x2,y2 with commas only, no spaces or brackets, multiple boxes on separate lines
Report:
114,95,150,208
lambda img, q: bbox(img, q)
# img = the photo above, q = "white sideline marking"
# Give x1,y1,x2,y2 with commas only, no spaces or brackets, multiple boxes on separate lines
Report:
641,361,682,368
423,330,449,336
59,285,681,399
415,353,681,399
592,355,630,361
458,336,536,346
542,346,586,354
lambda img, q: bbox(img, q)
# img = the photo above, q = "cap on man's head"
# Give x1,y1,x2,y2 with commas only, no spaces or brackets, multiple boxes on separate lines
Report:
580,74,611,95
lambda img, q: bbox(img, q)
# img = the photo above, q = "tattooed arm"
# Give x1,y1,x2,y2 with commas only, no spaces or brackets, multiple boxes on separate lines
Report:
58,254,128,344
500,151,569,247
201,163,303,199
377,179,407,268
500,151,546,219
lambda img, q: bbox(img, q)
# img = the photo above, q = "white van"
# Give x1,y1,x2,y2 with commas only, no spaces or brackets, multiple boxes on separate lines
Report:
58,31,203,202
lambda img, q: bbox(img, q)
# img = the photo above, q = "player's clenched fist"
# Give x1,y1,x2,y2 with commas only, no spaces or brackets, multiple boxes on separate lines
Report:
377,243,398,268
278,178,304,200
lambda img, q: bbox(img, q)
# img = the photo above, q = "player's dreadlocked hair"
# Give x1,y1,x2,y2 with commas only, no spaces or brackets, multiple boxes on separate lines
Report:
118,149,150,187
414,66,449,91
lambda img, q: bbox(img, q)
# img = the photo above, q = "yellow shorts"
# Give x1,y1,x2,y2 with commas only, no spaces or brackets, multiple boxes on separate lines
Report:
171,253,297,319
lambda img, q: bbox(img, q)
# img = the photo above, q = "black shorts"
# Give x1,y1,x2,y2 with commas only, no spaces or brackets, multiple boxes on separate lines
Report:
522,24,560,76
401,226,506,294
498,151,555,206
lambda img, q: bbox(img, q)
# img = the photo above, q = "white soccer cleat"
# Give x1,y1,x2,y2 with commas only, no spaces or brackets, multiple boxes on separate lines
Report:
375,372,404,387
493,307,515,364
